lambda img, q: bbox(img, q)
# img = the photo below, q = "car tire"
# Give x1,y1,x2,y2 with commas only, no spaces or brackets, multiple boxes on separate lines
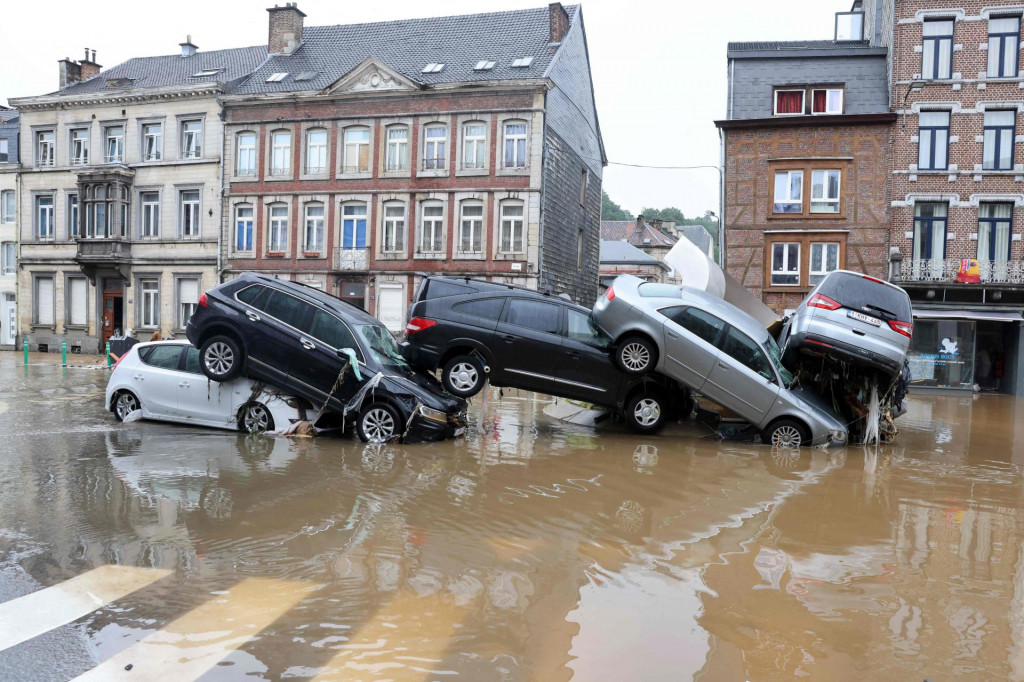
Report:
624,390,668,434
113,390,140,422
200,335,242,382
357,402,402,443
240,402,275,434
441,355,486,397
762,419,809,449
616,336,656,374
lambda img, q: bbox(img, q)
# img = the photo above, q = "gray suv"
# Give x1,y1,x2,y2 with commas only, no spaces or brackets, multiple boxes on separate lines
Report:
778,270,913,379
592,275,848,448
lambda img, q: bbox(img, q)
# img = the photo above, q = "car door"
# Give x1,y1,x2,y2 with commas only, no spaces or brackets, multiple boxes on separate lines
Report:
557,308,619,404
180,345,237,424
659,306,726,393
704,326,782,425
294,308,365,409
233,284,284,382
492,298,563,391
132,344,187,418
255,288,316,393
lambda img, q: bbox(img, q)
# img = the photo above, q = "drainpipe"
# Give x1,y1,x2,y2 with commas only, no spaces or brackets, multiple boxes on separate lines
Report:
216,95,226,282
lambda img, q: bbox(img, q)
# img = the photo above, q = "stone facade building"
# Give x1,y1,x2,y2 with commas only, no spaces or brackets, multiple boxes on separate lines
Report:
0,106,17,348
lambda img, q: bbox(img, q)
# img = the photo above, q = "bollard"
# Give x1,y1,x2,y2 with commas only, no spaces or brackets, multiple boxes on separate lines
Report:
61,340,67,367
106,341,112,368
23,339,28,365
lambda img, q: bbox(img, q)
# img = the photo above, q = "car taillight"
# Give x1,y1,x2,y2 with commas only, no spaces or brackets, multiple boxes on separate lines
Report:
606,286,615,301
405,317,437,335
199,292,208,308
807,293,841,311
889,320,913,338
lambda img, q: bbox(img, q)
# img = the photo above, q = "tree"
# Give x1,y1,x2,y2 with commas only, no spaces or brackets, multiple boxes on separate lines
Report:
601,191,633,221
640,206,686,224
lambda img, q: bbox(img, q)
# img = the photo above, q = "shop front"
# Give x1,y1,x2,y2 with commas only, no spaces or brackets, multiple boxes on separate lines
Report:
908,310,1023,392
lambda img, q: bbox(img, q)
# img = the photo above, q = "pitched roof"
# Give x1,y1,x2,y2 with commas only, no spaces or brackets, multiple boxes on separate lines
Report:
599,240,668,268
0,107,18,123
600,220,677,248
678,225,713,255
232,5,577,95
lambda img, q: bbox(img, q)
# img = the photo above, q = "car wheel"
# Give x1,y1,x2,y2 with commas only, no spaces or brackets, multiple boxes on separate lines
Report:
357,402,402,443
240,402,275,433
763,419,809,449
616,336,656,374
113,391,140,422
624,391,668,434
200,335,242,382
442,355,486,397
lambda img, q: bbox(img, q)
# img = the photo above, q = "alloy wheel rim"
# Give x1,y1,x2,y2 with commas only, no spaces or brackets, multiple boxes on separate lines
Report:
771,425,802,448
622,343,650,371
634,398,661,426
450,363,479,392
363,408,396,442
205,342,234,376
244,405,270,432
116,393,137,420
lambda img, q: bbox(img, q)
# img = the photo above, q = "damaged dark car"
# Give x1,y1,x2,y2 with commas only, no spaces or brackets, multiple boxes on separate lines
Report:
185,273,467,443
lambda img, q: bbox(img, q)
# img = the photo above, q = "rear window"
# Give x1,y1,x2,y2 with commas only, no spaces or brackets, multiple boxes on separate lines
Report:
422,280,474,300
816,272,912,320
139,344,183,370
638,283,682,299
453,298,505,320
236,284,266,306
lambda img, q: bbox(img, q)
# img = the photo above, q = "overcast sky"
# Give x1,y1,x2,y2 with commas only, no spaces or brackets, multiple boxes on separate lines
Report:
0,0,845,219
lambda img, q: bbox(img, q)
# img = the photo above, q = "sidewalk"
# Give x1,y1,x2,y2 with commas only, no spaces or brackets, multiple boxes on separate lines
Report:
0,349,108,368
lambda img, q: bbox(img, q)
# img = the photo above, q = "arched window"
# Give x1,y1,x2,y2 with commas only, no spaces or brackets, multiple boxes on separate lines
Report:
305,128,327,174
423,124,446,170
342,202,367,250
462,121,486,169
502,120,528,168
270,129,291,175
419,201,444,253
343,126,370,173
382,201,406,252
459,201,484,254
499,200,524,253
385,125,409,171
235,204,254,252
236,132,257,175
268,203,289,252
303,203,324,251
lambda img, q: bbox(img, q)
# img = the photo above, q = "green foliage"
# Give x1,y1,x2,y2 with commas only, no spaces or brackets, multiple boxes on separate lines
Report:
601,191,633,221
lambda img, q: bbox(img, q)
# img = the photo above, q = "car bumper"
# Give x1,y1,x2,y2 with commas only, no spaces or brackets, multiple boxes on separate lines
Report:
404,410,467,443
787,330,903,378
401,342,443,371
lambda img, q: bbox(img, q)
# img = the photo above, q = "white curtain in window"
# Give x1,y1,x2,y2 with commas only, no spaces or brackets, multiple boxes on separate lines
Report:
979,203,1013,264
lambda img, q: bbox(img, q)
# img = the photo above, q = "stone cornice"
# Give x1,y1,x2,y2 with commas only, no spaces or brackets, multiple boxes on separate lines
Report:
9,83,223,111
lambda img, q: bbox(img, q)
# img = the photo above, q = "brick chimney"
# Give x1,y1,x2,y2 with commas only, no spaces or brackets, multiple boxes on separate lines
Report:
268,3,305,56
58,57,82,89
180,35,198,57
80,48,101,80
549,2,570,44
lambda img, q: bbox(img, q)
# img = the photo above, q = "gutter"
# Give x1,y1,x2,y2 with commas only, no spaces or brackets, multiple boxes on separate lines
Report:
714,113,896,129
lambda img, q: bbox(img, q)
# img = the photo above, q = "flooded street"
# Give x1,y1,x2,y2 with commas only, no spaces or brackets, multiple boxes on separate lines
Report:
3,355,1024,680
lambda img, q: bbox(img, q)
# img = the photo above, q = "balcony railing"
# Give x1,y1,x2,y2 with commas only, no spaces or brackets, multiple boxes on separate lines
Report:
334,247,368,272
75,238,132,263
894,258,1024,284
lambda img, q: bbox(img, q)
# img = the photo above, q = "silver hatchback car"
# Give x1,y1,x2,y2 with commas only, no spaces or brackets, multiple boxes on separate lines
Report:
593,275,848,447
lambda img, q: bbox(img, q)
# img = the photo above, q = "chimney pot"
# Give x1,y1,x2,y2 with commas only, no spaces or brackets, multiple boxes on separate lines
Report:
91,49,96,62
267,2,306,55
79,50,102,80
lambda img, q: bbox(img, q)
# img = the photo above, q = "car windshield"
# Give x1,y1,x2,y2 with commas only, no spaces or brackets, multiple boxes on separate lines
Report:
764,335,794,387
358,325,410,370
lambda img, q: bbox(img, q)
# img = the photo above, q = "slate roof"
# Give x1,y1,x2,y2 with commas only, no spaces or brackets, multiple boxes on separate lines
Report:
728,39,874,52
599,240,668,268
600,220,677,248
0,107,18,123
678,225,713,255
233,5,578,95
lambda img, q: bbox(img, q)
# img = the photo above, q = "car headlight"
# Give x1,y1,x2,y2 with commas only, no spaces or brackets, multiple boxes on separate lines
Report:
418,405,448,424
829,428,847,443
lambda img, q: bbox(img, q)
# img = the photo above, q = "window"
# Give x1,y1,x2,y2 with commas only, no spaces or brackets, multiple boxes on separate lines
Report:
70,128,89,165
988,16,1020,78
983,110,1015,171
36,196,54,240
1,190,13,223
104,126,124,163
382,202,406,252
0,138,7,163
181,120,202,158
305,129,327,174
179,190,200,238
474,60,496,71
511,57,534,68
235,205,253,252
978,203,1013,262
453,298,505,320
140,279,160,328
662,306,725,345
342,203,367,249
262,289,307,328
142,123,162,161
343,127,370,173
773,170,803,213
922,19,954,80
236,132,256,175
811,89,843,115
771,242,800,285
138,192,159,238
178,278,200,329
913,202,948,262
499,202,524,253
566,309,610,348
462,122,486,169
192,69,221,78
809,242,840,285
37,131,54,167
580,168,589,205
306,310,357,350
835,11,864,41
87,185,107,238
269,205,288,252
35,276,54,326
504,299,559,334
141,345,183,370
424,125,446,170
266,72,288,82
303,204,324,251
419,203,444,253
918,111,950,171
67,194,79,238
503,122,527,168
1,242,14,275
270,130,291,175
774,90,804,116
422,63,445,74
721,328,774,381
577,228,585,269
67,277,88,327
385,126,408,171
459,202,483,254
810,170,840,213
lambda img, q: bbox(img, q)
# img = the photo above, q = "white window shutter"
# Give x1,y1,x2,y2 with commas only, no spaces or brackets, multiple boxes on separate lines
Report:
69,278,87,326
37,278,54,325
179,279,199,305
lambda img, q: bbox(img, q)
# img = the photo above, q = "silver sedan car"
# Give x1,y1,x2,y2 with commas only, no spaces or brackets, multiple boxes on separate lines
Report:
593,275,848,447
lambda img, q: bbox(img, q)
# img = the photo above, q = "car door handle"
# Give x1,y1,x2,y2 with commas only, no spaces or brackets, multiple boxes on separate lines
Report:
178,382,189,388
717,362,729,370
500,334,515,343
300,337,316,350
567,350,580,359
133,374,144,381
246,310,260,322
852,329,866,336
667,332,678,339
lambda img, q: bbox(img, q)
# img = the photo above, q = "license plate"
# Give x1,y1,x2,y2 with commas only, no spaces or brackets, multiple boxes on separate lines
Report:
847,310,881,327
454,427,465,437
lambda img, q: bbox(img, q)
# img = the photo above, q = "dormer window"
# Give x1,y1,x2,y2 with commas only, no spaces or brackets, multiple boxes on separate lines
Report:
774,86,845,116
774,89,805,116
835,11,864,41
811,88,843,114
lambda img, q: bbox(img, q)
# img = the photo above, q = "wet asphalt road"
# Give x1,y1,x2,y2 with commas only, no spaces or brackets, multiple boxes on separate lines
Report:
2,353,1024,680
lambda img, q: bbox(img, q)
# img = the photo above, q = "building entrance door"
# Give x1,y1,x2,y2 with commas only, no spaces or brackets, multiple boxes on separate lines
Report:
102,278,124,347
1,295,15,346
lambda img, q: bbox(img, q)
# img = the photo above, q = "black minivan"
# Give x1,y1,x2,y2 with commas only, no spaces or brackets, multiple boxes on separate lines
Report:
185,273,466,443
402,277,691,433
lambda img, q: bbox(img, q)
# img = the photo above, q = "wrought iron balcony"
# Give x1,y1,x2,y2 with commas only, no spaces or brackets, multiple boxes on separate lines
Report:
334,247,368,272
894,259,1024,284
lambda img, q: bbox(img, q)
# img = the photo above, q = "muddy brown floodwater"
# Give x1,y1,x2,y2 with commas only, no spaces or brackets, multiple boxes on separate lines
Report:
2,357,1024,680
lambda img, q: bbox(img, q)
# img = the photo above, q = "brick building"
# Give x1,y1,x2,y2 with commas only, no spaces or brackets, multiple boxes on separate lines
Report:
0,106,17,348
220,3,605,331
716,6,895,315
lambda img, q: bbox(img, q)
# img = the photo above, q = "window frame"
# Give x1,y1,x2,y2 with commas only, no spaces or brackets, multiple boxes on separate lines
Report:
234,203,254,253
175,276,201,331
809,169,841,213
988,15,1021,78
269,129,292,177
340,125,372,175
770,242,801,286
458,200,484,256
498,200,525,255
138,277,161,329
772,169,804,214
35,194,54,241
808,241,841,285
103,124,125,164
977,202,1014,262
235,131,257,177
36,129,55,168
141,122,162,162
384,125,409,172
0,190,14,224
302,202,325,253
461,120,487,171
0,241,15,276
918,110,951,171
139,190,160,238
67,193,79,239
501,120,528,169
33,274,55,327
303,127,328,177
417,200,445,255
764,233,847,290
341,202,368,250
65,275,89,328
69,127,89,166
180,118,203,159
922,18,954,80
983,110,1016,171
267,203,290,254
381,201,407,254
178,189,201,239
422,123,448,172
912,202,948,262
773,89,806,116
810,88,844,115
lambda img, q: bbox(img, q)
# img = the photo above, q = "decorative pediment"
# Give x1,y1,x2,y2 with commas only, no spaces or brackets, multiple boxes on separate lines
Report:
323,58,419,95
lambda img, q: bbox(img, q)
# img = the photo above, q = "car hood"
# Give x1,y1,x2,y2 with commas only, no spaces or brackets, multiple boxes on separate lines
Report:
380,367,467,413
788,387,845,426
